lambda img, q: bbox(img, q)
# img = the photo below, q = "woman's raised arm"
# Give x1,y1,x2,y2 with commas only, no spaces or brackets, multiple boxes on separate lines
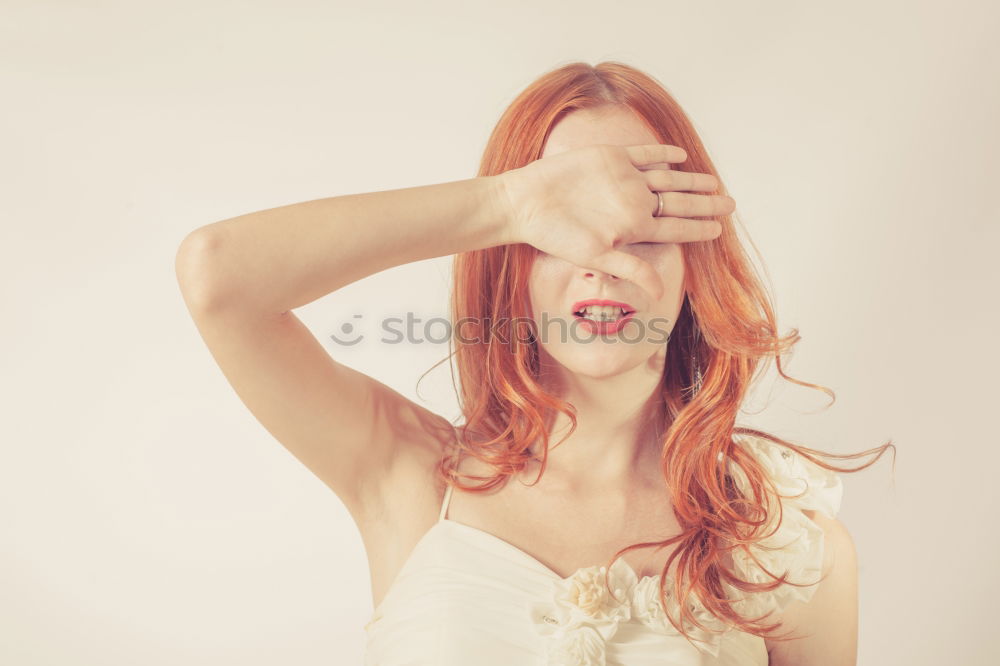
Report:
173,175,514,528
176,176,512,316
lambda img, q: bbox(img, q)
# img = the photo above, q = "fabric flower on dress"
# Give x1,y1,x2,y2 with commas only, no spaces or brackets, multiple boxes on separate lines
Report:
561,562,636,625
629,575,730,657
742,435,843,517
723,434,843,621
527,557,637,665
629,574,668,628
542,624,607,666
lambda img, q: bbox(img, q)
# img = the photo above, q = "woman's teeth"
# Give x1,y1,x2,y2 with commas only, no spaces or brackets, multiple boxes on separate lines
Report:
576,305,628,321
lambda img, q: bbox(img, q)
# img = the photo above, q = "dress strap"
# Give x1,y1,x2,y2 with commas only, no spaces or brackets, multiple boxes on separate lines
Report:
438,446,461,522
438,483,454,522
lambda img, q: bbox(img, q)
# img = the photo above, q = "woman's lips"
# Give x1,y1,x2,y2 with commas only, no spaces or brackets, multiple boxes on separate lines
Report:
571,298,636,314
573,311,636,335
566,299,639,335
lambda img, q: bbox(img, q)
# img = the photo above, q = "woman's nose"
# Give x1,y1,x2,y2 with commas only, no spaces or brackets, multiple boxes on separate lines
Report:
582,266,619,280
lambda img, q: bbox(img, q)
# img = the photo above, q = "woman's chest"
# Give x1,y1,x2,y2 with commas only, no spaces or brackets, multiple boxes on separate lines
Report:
449,477,686,581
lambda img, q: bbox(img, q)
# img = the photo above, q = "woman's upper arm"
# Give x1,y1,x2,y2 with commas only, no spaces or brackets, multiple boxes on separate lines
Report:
766,512,859,666
175,239,456,526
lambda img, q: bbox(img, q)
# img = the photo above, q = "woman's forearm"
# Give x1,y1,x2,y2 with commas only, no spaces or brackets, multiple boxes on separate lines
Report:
176,175,514,314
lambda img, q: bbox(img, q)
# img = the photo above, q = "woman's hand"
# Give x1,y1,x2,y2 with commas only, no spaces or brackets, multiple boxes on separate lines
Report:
496,143,734,301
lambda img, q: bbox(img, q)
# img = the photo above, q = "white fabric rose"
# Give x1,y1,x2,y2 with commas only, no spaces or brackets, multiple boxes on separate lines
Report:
527,558,637,664
630,575,669,628
543,624,607,666
558,561,636,624
630,575,729,657
743,437,843,516
724,434,843,620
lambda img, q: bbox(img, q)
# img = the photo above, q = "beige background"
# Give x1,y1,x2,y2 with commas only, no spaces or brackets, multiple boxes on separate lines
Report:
3,1,998,664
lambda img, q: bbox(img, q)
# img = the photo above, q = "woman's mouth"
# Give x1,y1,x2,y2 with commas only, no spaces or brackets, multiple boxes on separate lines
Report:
571,302,637,335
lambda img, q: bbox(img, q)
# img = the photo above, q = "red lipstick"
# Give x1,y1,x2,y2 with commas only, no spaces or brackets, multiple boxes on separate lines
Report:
571,299,636,314
571,299,637,336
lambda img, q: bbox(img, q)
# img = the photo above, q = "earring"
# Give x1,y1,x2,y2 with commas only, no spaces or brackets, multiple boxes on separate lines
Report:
690,326,704,396
691,352,703,395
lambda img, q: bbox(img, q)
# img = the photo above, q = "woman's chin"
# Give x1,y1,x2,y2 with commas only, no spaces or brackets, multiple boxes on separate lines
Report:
543,346,648,380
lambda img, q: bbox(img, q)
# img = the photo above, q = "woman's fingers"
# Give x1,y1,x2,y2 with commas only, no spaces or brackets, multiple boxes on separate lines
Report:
585,251,664,303
651,190,735,219
626,143,689,168
642,217,724,243
643,168,735,218
640,169,731,242
643,168,720,193
637,163,734,244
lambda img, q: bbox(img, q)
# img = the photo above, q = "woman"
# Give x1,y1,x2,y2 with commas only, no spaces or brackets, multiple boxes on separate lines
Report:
175,62,891,665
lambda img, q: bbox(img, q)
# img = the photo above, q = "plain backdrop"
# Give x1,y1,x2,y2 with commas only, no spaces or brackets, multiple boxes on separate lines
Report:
3,1,998,664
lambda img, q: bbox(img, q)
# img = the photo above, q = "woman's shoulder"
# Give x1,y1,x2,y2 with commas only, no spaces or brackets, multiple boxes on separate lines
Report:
729,431,844,518
722,432,846,620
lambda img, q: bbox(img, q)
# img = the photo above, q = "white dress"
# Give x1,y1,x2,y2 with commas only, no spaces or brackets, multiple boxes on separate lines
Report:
363,433,843,665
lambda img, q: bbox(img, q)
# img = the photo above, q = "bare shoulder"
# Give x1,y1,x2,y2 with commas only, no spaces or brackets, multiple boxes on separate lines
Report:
765,511,859,665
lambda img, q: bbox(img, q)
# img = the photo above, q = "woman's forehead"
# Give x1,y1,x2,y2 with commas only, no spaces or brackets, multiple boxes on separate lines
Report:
541,107,659,159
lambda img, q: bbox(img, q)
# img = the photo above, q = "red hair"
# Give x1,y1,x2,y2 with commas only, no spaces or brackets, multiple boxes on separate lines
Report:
428,61,894,650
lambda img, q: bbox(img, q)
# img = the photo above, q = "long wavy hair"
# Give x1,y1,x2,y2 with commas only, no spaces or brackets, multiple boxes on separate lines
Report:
426,61,894,650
